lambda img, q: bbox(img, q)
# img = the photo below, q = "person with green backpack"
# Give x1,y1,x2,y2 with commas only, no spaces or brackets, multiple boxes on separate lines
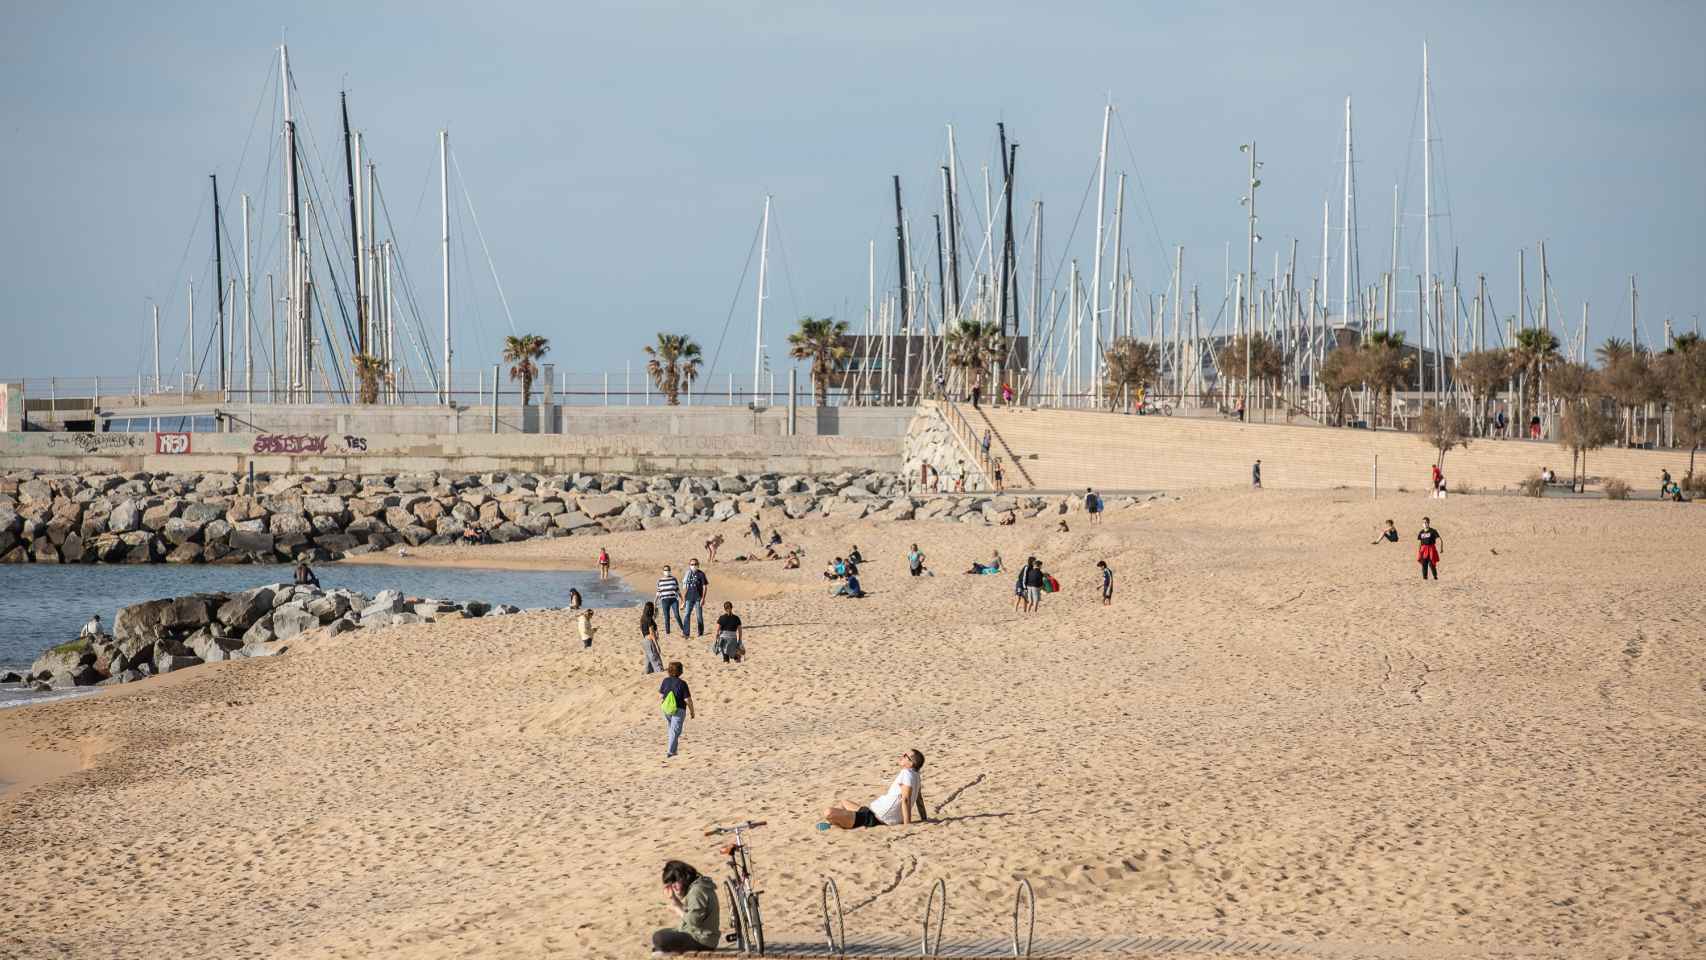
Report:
659,661,695,759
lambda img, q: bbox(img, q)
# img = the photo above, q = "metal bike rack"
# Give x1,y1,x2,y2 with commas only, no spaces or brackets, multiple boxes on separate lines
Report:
1011,877,1036,957
820,877,846,957
920,878,947,957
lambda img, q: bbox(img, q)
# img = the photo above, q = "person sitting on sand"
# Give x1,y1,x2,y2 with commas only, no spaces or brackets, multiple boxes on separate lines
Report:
294,561,321,588
1372,520,1399,544
577,607,597,649
782,549,801,570
822,750,929,829
460,525,483,546
713,601,744,663
649,859,720,953
768,528,783,546
762,542,782,560
1057,518,1070,533
823,558,846,581
998,508,1016,526
848,545,864,565
832,572,864,598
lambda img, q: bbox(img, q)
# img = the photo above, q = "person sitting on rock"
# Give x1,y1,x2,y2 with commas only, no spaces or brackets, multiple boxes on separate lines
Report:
294,562,321,588
80,614,103,639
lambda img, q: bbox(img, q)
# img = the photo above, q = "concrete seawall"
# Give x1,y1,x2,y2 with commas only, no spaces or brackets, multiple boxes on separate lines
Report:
0,431,903,476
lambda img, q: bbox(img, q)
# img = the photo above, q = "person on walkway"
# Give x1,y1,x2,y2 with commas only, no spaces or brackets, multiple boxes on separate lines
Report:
1001,382,1014,405
714,601,744,663
1235,397,1245,421
656,565,685,634
660,661,694,758
681,559,710,638
993,459,1005,493
1084,487,1102,523
293,561,321,588
1493,408,1508,438
576,607,597,649
908,544,927,577
650,860,720,954
822,750,929,829
1097,560,1113,606
597,547,610,581
1372,519,1399,544
640,601,663,674
954,462,966,493
1022,557,1044,613
981,429,992,463
1251,460,1263,489
971,383,983,408
1417,517,1443,580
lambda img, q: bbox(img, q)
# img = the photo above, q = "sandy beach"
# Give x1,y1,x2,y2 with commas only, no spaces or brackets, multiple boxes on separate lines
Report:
2,490,1702,959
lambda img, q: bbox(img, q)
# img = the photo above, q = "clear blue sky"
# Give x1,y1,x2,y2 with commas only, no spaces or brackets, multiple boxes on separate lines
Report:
3,1,1702,388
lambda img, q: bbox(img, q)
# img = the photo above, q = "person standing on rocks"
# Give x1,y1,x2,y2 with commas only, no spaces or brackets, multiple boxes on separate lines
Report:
680,559,710,638
659,661,695,759
656,565,685,634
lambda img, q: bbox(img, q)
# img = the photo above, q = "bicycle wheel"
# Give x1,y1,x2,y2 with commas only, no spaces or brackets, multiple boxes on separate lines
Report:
744,891,765,956
724,879,747,952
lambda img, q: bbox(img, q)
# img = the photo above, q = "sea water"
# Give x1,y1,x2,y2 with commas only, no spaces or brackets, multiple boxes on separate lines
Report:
0,563,641,707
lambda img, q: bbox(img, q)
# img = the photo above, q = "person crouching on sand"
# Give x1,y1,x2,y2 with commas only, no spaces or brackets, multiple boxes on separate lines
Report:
650,859,720,953
822,750,929,829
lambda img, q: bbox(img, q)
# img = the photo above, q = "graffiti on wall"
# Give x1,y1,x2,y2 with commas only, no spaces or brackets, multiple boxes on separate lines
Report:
155,432,192,455
251,434,371,455
47,433,145,453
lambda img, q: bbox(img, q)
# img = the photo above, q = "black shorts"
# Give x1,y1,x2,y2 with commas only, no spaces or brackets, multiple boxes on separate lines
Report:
853,807,882,829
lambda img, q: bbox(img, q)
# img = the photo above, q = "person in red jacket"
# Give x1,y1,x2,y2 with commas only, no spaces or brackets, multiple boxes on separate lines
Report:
1417,517,1442,580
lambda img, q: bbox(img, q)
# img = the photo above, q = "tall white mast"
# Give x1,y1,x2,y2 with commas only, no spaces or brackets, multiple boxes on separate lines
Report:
754,195,771,398
1422,42,1433,375
242,193,253,400
1111,172,1126,338
187,281,195,389
1320,199,1331,327
1089,102,1111,397
152,304,161,392
439,129,452,404
1341,96,1354,330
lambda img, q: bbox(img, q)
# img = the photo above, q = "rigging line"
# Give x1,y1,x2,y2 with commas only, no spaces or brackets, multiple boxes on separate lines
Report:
222,52,278,214
374,174,441,388
702,209,766,389
1029,154,1101,387
1110,108,1173,286
767,202,805,334
450,146,518,336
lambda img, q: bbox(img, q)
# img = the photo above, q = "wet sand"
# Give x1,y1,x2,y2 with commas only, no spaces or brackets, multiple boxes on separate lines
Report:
2,490,1702,959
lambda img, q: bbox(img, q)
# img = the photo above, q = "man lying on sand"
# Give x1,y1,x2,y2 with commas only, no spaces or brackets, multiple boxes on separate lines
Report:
821,750,928,829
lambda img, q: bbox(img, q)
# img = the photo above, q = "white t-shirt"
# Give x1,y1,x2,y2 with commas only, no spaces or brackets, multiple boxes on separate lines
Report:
868,768,920,825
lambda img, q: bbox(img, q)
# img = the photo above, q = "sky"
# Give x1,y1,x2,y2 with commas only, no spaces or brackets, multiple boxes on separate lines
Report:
2,0,1703,392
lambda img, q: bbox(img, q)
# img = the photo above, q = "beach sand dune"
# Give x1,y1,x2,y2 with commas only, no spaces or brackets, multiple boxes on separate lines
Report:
2,490,1702,959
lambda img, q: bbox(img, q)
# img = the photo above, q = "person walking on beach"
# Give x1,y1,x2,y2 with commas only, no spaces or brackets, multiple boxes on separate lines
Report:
1417,517,1443,580
747,516,763,544
640,601,664,674
681,559,710,638
659,661,695,758
821,750,929,830
597,547,610,581
1084,487,1102,523
650,859,721,953
907,543,928,577
714,601,744,663
1251,459,1263,489
1372,519,1399,544
1022,557,1044,613
576,607,598,648
656,565,685,634
1097,560,1113,606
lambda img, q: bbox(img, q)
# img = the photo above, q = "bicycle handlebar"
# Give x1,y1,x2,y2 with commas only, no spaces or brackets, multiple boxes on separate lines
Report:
704,820,768,836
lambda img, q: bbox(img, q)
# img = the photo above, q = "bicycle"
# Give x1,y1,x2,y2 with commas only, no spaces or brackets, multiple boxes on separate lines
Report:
706,819,767,954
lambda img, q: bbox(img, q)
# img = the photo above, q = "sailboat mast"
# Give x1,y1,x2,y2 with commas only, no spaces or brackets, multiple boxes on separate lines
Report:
242,193,253,400
1089,102,1111,398
1342,96,1354,330
1110,172,1126,339
211,174,226,392
342,93,366,357
1422,42,1433,386
440,129,451,404
754,195,771,399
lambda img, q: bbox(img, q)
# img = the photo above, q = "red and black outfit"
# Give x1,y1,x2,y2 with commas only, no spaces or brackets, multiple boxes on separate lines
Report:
1417,525,1442,580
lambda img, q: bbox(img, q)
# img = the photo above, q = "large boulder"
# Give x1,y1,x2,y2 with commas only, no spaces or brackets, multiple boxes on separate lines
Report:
108,499,142,533
162,516,205,546
270,512,312,537
305,593,351,622
575,494,626,519
600,516,644,534
186,627,245,663
553,512,602,533
360,589,407,619
160,595,214,631
156,653,204,674
115,598,173,652
141,500,183,531
182,502,225,525
270,605,320,640
164,543,203,564
216,588,276,630
303,494,347,517
312,533,358,555
227,530,275,556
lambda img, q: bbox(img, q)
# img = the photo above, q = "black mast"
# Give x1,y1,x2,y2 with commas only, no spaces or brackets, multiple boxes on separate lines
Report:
998,125,1019,338
933,214,947,325
942,165,960,321
893,175,910,332
341,92,366,357
212,174,226,391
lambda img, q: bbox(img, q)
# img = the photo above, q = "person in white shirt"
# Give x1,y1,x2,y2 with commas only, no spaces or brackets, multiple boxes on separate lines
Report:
821,750,928,829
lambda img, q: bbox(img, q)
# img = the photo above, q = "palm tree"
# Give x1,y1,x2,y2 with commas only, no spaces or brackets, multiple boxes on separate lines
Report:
787,315,850,406
503,334,551,407
1103,337,1161,408
644,333,703,406
1358,330,1413,427
1657,336,1706,478
1511,327,1561,430
1594,337,1632,368
352,353,389,405
945,320,1004,398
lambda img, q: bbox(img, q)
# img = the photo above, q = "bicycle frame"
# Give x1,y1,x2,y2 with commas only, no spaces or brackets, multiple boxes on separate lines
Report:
707,820,767,955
